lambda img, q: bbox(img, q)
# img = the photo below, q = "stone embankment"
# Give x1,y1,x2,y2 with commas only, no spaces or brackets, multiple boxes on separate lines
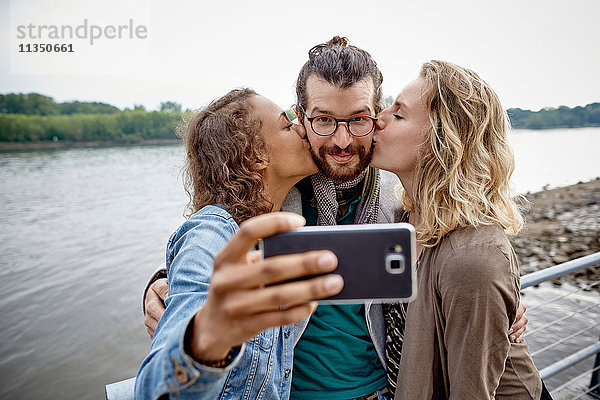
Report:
511,178,600,288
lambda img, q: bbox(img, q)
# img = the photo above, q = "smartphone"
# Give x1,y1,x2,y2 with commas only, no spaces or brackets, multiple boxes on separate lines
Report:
259,223,416,304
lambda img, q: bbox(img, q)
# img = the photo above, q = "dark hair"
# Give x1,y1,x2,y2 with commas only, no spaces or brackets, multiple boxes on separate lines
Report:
295,36,383,113
180,88,272,223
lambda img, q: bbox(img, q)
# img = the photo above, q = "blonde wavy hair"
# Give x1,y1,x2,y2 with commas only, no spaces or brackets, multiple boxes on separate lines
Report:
180,88,272,223
403,60,524,246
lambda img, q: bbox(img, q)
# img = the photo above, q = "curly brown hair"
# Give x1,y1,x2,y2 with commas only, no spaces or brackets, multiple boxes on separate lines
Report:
180,88,273,223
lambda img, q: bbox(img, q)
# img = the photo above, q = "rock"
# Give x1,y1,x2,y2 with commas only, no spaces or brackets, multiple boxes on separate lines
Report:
532,246,545,255
551,255,570,264
512,179,600,284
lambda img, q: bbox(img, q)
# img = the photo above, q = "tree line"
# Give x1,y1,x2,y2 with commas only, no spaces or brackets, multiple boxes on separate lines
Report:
1,93,599,144
508,103,600,130
0,93,183,143
386,95,600,131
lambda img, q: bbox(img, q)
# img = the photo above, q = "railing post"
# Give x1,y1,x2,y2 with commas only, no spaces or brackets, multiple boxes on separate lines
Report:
590,334,600,399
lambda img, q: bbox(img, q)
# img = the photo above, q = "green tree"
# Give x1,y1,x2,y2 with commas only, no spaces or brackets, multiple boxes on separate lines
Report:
59,101,119,114
507,103,600,129
383,95,394,108
284,108,297,121
160,101,182,113
0,93,58,115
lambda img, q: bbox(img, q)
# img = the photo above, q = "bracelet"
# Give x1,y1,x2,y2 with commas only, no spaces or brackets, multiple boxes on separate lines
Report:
196,348,236,368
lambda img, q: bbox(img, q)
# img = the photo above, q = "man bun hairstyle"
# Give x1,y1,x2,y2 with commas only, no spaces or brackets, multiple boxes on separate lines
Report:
295,36,383,113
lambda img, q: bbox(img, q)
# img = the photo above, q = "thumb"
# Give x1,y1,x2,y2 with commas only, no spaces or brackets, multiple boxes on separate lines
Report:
154,278,169,300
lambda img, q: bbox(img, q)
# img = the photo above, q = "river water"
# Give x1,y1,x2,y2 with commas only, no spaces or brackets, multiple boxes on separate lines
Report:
0,128,599,399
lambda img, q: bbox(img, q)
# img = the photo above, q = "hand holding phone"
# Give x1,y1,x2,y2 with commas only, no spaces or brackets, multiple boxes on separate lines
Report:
260,223,416,304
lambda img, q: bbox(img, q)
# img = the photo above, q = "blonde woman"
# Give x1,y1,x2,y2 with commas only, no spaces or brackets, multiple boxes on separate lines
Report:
372,61,552,399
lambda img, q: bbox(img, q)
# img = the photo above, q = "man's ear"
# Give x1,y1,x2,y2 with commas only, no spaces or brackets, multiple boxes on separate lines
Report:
293,109,307,139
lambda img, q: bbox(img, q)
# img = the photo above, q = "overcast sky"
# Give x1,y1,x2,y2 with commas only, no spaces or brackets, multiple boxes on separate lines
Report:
1,0,599,112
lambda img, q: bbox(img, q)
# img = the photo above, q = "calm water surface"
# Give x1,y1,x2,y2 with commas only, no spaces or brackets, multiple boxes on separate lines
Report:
510,127,600,193
0,128,599,399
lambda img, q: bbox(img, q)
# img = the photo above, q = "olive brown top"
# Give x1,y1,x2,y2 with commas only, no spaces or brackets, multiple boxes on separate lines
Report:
395,224,542,400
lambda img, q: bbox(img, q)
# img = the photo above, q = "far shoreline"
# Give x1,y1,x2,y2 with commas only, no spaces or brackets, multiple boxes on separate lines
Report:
0,138,181,151
2,125,598,151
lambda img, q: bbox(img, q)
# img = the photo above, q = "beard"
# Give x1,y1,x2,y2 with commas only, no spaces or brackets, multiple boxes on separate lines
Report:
310,141,374,181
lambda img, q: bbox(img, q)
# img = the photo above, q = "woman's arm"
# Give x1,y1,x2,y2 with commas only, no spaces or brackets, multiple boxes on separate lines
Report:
135,209,239,399
438,243,521,399
135,211,343,399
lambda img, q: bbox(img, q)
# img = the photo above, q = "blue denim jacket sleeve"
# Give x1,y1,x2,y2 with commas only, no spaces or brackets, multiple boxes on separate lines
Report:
135,206,242,399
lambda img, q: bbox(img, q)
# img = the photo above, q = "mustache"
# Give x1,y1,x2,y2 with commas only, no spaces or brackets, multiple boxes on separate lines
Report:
319,144,363,155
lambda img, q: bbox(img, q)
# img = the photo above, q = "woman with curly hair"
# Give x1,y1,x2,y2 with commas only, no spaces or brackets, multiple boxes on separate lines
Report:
135,88,344,399
372,61,552,399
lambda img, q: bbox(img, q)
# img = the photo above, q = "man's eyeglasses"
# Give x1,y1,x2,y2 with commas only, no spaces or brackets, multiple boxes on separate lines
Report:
295,104,377,137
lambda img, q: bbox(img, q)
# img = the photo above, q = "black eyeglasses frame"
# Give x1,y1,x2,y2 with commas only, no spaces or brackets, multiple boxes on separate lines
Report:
295,104,377,137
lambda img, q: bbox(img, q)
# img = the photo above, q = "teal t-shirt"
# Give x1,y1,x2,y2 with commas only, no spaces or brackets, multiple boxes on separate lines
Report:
290,192,387,399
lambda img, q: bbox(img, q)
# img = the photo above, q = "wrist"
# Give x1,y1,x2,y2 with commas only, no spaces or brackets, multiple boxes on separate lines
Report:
189,309,232,362
193,348,236,369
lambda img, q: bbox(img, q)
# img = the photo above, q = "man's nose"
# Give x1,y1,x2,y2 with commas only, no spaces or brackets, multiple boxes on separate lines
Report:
330,123,353,149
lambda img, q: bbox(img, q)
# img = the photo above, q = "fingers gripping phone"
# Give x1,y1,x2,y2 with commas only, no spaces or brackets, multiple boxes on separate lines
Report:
259,223,416,304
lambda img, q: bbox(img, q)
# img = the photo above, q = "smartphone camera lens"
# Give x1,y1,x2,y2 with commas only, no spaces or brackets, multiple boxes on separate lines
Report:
385,254,405,274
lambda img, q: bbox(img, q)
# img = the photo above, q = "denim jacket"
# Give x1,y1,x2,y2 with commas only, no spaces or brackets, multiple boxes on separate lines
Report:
135,171,401,400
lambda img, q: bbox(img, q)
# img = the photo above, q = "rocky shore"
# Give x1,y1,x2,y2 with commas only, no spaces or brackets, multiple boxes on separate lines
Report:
511,178,600,287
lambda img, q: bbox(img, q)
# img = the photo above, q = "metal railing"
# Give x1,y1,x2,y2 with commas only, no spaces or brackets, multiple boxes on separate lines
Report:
105,378,135,400
520,252,600,399
521,253,600,289
105,252,600,400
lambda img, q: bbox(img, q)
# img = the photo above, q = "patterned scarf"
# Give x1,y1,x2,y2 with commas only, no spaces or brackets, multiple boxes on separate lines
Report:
383,210,410,395
383,302,408,394
309,166,381,226
308,167,407,396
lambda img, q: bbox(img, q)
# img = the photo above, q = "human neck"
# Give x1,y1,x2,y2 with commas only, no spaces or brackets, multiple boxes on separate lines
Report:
395,172,421,224
396,172,424,257
263,173,305,212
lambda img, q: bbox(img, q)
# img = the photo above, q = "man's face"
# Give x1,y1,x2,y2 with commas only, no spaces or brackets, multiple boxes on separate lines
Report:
301,75,376,181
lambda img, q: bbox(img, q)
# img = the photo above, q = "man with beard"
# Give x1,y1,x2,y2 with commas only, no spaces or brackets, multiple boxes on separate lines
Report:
278,36,400,399
142,37,527,399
